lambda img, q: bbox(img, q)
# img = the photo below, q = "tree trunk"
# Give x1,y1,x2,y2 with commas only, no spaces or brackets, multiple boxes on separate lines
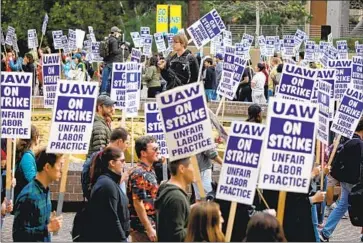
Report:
188,0,200,27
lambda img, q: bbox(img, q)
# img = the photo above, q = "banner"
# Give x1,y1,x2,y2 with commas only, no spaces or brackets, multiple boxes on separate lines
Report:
294,29,307,50
257,36,266,57
156,5,168,34
327,59,352,99
75,29,85,49
27,29,38,49
1,72,32,139
187,9,226,49
131,48,141,63
47,81,98,154
169,5,182,34
52,30,63,50
242,33,254,46
145,102,169,158
336,40,348,59
216,122,265,205
42,54,61,108
277,63,317,101
331,88,363,139
142,34,152,57
282,35,295,57
61,35,69,54
352,56,363,90
130,32,142,48
356,44,363,56
42,13,49,35
304,40,316,62
68,29,77,51
217,45,236,100
88,26,96,43
265,36,275,57
12,34,19,53
154,32,167,52
317,81,333,145
5,26,15,46
140,27,150,47
258,97,318,193
156,82,215,161
91,42,102,62
124,63,142,118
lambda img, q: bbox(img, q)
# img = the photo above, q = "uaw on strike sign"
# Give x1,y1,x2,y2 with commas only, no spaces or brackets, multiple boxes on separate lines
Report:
258,97,318,193
156,82,214,161
1,72,32,139
47,81,98,154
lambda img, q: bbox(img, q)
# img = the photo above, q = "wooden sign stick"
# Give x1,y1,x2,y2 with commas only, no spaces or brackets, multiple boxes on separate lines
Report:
327,135,341,167
190,156,206,200
11,138,16,200
215,97,226,117
225,201,237,242
5,139,12,201
54,154,70,235
277,191,287,226
131,117,134,167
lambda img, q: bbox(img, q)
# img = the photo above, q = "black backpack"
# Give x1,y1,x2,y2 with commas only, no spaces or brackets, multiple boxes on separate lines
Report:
166,53,192,90
348,159,363,227
330,137,361,184
99,37,110,58
71,201,90,241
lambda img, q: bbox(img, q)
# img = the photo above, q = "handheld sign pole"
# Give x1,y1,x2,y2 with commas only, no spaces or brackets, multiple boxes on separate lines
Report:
190,156,206,199
11,139,16,200
225,201,237,242
131,117,134,166
327,135,341,167
5,139,12,202
257,188,270,209
39,34,44,49
54,154,70,235
321,143,325,214
315,140,321,166
277,191,287,225
215,97,226,117
197,56,209,82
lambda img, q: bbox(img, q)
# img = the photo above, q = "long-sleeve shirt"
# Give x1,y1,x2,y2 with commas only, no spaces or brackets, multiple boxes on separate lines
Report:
142,66,161,88
13,179,52,242
14,151,36,202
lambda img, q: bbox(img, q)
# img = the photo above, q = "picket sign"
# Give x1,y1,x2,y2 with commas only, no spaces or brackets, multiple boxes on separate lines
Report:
5,139,13,202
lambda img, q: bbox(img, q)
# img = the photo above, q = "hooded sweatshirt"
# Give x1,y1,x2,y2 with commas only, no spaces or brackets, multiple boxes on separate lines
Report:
155,183,190,242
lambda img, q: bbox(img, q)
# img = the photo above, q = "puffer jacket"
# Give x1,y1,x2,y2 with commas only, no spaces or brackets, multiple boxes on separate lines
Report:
87,114,111,158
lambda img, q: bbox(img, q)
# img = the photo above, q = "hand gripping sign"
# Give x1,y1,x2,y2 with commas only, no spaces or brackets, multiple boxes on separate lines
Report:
47,80,98,154
156,82,215,161
258,97,318,194
1,72,33,139
216,121,265,205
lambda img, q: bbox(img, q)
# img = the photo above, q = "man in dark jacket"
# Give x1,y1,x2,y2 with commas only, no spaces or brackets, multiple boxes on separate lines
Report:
158,34,199,90
87,95,115,158
155,157,194,242
100,26,130,95
203,57,217,101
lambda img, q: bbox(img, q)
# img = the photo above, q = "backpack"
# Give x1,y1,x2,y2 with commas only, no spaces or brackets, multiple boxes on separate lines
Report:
71,201,90,241
99,37,110,58
330,137,361,184
348,154,363,227
81,156,93,201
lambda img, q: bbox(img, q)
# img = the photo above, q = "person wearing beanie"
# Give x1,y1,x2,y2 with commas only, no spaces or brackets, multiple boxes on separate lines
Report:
246,104,262,123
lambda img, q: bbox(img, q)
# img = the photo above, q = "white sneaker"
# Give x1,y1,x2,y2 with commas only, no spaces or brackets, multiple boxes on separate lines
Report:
324,203,337,218
342,210,349,219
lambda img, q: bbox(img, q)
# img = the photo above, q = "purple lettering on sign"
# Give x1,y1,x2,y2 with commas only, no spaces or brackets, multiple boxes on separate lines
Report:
1,86,31,110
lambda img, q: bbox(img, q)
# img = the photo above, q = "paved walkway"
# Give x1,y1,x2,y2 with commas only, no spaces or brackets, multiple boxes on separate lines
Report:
1,213,361,242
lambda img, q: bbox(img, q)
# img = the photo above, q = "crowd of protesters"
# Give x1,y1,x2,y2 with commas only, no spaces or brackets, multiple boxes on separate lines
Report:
1,25,363,243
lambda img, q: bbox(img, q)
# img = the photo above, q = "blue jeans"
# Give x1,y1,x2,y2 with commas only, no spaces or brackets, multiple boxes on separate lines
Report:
317,176,327,224
192,169,213,200
101,64,112,94
321,182,353,238
311,204,320,242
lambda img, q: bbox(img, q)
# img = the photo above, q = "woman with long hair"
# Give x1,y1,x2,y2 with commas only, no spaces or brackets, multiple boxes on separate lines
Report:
185,201,225,242
244,212,287,242
251,63,268,104
143,56,162,98
84,147,130,242
14,125,40,201
246,104,262,124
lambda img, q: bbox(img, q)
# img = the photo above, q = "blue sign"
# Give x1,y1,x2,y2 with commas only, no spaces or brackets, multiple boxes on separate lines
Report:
216,122,265,205
156,82,214,161
278,63,317,101
145,102,169,158
1,72,33,139
258,97,318,193
331,88,363,139
47,81,98,154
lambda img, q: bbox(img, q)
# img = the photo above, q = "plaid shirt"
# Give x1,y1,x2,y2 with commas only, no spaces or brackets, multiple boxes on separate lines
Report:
12,179,51,242
127,162,159,232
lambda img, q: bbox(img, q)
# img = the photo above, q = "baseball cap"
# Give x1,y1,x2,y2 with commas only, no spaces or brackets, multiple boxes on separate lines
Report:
97,95,116,106
215,53,223,60
72,53,82,60
111,26,121,33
